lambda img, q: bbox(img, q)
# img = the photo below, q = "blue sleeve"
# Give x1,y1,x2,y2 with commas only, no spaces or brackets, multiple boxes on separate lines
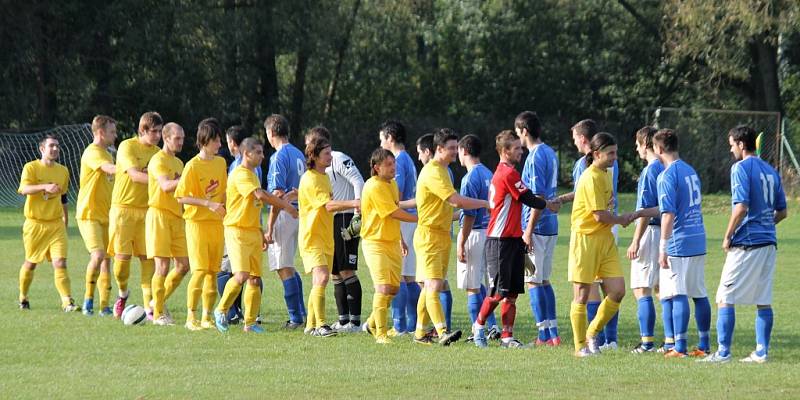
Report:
572,159,583,191
658,172,677,214
270,153,288,192
461,174,478,217
532,152,547,196
731,163,749,206
775,174,787,211
448,167,454,184
642,166,659,208
395,158,407,195
255,165,264,188
612,160,619,196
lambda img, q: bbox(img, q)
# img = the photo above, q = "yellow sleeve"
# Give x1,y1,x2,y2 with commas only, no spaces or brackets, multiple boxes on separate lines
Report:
174,163,194,198
116,141,136,173
307,176,330,210
234,169,260,199
18,163,35,193
150,156,171,179
585,172,609,212
373,184,399,218
85,147,108,171
429,166,456,201
61,166,69,194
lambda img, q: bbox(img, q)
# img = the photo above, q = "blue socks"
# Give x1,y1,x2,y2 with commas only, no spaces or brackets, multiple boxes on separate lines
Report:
661,298,675,350
467,292,482,324
543,284,558,338
440,289,453,329
755,307,773,357
716,306,735,357
637,296,655,345
530,286,549,341
672,295,690,353
392,282,408,332
406,282,421,331
694,297,711,351
587,301,605,344
605,311,619,344
293,272,306,318
282,277,302,324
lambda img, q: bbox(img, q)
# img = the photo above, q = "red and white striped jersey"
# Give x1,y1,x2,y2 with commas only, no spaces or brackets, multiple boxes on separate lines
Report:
487,162,529,238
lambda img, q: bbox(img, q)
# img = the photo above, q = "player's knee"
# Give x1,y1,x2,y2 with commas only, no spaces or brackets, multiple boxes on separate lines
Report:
23,261,37,270
247,276,259,286
53,258,67,269
234,272,249,284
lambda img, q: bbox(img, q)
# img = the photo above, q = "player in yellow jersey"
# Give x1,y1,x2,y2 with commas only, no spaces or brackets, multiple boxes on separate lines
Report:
568,132,635,357
77,115,118,316
109,111,162,318
299,133,360,337
214,137,298,334
413,129,489,346
175,118,227,331
146,123,189,325
18,134,78,312
360,148,417,344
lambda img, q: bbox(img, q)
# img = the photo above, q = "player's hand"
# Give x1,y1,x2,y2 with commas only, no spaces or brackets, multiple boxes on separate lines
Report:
351,199,361,213
626,241,639,260
659,252,669,269
457,243,466,263
282,189,298,202
44,183,61,194
607,196,615,211
264,229,274,245
619,213,635,228
546,199,561,213
522,231,534,253
262,232,269,251
209,201,226,217
286,206,299,219
722,237,731,252
401,240,408,257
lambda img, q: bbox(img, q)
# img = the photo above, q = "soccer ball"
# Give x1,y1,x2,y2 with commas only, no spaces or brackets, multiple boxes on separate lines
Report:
121,304,147,326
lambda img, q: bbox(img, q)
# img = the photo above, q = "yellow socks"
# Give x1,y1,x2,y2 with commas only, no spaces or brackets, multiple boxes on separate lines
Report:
53,267,72,306
216,278,243,313
164,269,185,300
201,273,217,321
140,259,155,309
588,297,621,338
19,266,34,302
186,271,205,320
243,282,262,326
98,269,111,308
310,285,326,328
570,302,588,352
151,274,166,319
84,266,99,300
114,258,131,294
425,289,447,335
373,293,393,338
414,290,430,338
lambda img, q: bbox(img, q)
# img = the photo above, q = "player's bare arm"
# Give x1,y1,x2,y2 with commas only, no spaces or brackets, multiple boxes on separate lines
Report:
156,174,180,193
457,214,475,262
446,193,489,210
126,167,149,184
255,189,298,218
390,208,417,223
177,196,226,217
325,199,360,213
19,182,61,195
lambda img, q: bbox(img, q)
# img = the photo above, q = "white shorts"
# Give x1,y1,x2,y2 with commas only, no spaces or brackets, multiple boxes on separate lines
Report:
525,234,557,284
715,245,776,305
456,229,487,290
268,211,299,271
660,255,707,299
630,225,660,289
612,224,619,244
400,221,417,277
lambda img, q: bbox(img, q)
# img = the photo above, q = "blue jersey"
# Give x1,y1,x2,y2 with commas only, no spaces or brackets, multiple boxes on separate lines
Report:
459,163,492,230
573,156,618,212
521,143,559,235
730,156,787,247
657,159,706,257
394,150,417,214
636,158,664,226
267,143,305,204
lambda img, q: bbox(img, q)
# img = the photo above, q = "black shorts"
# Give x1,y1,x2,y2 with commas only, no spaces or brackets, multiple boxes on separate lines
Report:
485,237,525,297
332,213,359,274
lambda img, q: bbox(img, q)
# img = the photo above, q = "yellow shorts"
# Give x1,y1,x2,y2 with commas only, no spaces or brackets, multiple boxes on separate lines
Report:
23,219,67,263
568,230,622,284
413,227,451,281
302,251,333,274
224,226,262,277
186,220,224,272
77,219,109,253
108,206,147,257
145,208,187,259
362,240,401,287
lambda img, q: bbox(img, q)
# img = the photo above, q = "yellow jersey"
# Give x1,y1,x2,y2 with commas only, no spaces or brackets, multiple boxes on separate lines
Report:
415,160,455,232
299,169,334,254
571,164,613,235
175,155,227,222
147,150,184,217
361,176,401,243
18,160,69,221
224,165,262,229
76,143,114,223
111,137,159,208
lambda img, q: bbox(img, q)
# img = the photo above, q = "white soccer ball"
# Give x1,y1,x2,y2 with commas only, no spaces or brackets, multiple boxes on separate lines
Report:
121,304,147,326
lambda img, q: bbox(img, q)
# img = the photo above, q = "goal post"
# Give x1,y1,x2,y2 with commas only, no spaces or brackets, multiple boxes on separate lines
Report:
0,124,93,207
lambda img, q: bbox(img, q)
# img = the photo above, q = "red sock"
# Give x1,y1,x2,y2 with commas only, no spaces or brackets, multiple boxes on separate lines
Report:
476,294,501,325
500,295,517,338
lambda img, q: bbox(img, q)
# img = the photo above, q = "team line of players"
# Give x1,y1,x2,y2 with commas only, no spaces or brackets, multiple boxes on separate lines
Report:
16,111,786,361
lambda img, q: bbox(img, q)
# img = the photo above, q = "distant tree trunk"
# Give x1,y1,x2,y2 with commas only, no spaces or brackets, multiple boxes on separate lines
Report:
290,46,309,140
32,6,56,124
88,11,113,115
255,0,280,117
224,0,241,123
754,36,783,114
323,0,361,123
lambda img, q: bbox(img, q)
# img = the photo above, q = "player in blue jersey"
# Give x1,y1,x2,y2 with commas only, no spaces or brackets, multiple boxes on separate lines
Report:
626,126,666,353
555,119,620,350
264,114,307,329
456,134,500,341
700,125,787,364
379,121,423,337
517,111,562,346
650,129,712,358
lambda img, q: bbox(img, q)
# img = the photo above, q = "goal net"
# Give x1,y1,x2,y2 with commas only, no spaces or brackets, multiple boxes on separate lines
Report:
649,107,800,195
0,124,93,207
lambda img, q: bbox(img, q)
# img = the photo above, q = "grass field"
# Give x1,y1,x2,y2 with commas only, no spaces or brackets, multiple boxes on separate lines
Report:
1,193,800,399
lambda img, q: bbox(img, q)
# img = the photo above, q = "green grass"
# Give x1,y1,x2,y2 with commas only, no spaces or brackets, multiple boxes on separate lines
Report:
1,193,800,399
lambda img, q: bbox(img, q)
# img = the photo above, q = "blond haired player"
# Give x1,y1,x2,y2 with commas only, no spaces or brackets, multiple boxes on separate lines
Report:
299,136,360,337
176,118,227,331
361,148,417,344
109,112,162,318
18,134,78,312
146,123,189,325
213,137,298,334
77,115,118,316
